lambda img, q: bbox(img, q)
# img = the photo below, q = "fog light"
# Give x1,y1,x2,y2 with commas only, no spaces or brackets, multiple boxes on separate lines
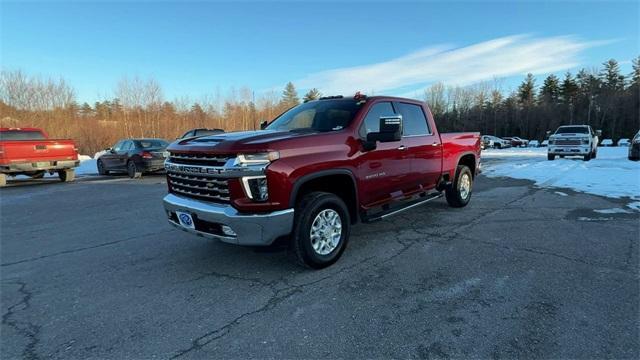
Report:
242,176,269,201
221,225,237,237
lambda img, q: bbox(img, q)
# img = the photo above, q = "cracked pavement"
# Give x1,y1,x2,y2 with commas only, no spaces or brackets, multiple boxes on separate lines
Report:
1,174,638,359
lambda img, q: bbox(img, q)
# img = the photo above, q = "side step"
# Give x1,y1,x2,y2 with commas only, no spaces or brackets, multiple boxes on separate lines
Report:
362,192,443,223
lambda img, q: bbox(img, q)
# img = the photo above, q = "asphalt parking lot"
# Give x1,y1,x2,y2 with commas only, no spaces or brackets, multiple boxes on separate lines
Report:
1,173,638,359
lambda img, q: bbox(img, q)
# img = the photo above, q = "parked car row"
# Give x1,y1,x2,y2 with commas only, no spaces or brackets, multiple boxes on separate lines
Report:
629,131,640,161
0,127,227,186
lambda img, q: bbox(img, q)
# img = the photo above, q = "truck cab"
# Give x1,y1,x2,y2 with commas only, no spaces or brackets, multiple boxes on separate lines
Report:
547,125,600,161
163,94,481,268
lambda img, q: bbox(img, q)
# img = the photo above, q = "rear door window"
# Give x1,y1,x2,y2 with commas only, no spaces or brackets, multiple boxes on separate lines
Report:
0,130,46,140
397,103,430,136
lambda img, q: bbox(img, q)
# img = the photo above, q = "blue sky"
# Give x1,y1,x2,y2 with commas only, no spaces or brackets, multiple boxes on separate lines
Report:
2,1,638,103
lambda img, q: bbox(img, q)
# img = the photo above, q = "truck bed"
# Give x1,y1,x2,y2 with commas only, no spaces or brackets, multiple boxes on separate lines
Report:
440,132,482,178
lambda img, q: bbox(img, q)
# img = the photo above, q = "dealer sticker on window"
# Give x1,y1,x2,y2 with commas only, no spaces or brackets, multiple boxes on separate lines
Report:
176,211,195,229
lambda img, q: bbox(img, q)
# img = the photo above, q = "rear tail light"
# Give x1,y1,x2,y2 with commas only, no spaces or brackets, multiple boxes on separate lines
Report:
142,151,153,159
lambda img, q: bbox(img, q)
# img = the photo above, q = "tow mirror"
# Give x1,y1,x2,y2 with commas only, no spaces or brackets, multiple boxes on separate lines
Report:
596,130,602,137
260,120,269,130
363,115,403,151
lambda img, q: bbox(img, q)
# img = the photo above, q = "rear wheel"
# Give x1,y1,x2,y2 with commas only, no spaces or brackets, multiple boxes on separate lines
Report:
97,159,109,175
58,169,75,182
291,192,350,269
547,154,555,161
445,165,473,208
127,161,141,179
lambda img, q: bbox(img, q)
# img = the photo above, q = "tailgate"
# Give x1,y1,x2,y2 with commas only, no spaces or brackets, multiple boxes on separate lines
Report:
0,140,78,164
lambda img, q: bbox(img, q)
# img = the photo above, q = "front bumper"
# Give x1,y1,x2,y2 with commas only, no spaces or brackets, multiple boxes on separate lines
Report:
163,193,294,246
548,145,590,155
0,160,79,173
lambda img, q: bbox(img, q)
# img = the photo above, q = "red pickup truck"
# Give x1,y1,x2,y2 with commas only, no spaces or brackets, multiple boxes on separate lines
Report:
163,94,481,268
0,128,79,186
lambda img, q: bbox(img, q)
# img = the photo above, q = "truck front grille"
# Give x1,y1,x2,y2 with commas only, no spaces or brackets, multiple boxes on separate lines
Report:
167,172,230,203
169,152,234,167
556,139,581,146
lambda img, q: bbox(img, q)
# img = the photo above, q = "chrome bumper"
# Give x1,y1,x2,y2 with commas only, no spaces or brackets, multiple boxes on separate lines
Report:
0,160,79,173
548,145,590,155
162,193,294,246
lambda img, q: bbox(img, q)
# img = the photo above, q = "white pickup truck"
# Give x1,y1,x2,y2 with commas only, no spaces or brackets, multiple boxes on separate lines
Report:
547,125,601,161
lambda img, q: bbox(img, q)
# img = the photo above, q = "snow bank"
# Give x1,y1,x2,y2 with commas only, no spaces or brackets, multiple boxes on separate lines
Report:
481,147,640,200
76,156,97,176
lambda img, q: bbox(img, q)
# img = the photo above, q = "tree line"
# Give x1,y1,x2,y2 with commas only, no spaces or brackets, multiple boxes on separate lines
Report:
426,58,639,141
0,57,638,155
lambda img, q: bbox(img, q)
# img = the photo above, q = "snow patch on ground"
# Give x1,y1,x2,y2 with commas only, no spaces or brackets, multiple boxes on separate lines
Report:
554,191,568,196
482,147,640,200
593,208,631,214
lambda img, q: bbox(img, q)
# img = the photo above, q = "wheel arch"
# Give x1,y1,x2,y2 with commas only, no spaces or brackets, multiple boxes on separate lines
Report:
290,169,359,224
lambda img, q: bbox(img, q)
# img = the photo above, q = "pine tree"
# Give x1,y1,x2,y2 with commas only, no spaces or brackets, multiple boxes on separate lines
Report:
559,72,579,105
303,88,322,102
539,74,560,104
600,59,625,92
281,82,299,108
517,73,536,108
631,56,640,88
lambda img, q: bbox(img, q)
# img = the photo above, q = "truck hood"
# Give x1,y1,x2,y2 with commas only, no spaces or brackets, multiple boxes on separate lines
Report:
168,130,316,153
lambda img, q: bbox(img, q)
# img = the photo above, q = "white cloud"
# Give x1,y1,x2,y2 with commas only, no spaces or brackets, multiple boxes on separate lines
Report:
295,34,613,96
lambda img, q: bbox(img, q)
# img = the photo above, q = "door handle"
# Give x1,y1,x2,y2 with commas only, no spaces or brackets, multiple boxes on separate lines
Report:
431,142,439,147
397,145,408,151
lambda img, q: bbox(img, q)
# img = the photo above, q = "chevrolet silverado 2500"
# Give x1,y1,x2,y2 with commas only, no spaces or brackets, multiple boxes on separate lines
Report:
163,95,481,268
547,125,601,161
0,128,79,186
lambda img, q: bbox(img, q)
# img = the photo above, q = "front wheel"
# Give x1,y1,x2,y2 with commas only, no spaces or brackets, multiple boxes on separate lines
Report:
592,150,597,159
127,161,141,179
548,154,555,161
445,165,473,208
291,192,351,269
583,154,591,161
97,159,109,175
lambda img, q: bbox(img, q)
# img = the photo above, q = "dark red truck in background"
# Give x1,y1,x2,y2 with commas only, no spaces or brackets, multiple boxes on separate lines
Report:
0,128,79,186
163,94,481,268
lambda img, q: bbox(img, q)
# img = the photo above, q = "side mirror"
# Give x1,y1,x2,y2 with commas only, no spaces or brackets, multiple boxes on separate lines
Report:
109,148,116,154
363,115,403,151
596,130,602,137
260,120,269,130
545,131,551,137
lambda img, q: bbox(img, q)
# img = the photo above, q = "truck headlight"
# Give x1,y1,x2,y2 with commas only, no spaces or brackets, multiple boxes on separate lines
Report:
242,176,269,201
236,151,280,165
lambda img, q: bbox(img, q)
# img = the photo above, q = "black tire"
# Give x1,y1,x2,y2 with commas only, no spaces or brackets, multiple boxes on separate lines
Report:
548,154,555,161
592,150,597,159
559,155,565,158
30,171,45,179
495,143,501,149
291,192,351,269
583,154,591,161
127,161,141,179
445,165,473,208
58,169,75,182
97,159,109,175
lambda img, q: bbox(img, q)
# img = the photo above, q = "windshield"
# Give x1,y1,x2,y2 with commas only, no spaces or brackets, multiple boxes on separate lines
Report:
135,139,168,149
555,126,588,134
266,99,363,132
0,130,46,140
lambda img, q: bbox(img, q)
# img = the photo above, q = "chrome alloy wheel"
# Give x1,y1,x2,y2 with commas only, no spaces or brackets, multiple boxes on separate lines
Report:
309,209,342,255
459,173,471,200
